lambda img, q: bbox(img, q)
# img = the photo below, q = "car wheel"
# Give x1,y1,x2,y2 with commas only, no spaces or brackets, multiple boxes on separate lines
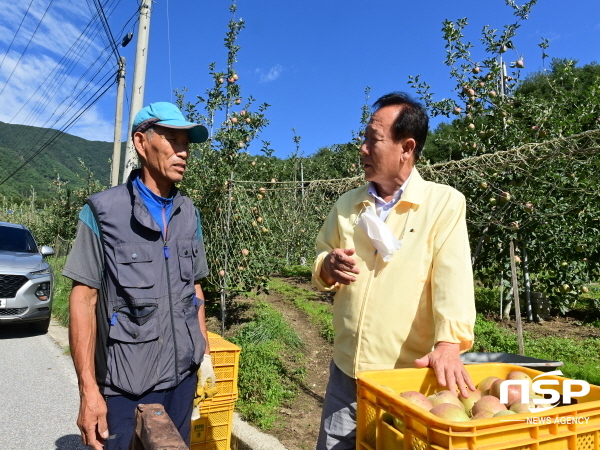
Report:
30,318,50,334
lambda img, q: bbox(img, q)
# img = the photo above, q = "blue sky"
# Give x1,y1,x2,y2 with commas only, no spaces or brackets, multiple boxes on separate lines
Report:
0,0,599,161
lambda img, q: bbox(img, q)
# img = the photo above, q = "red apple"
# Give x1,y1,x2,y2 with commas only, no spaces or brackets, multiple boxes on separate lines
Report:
506,371,531,382
429,403,470,422
472,396,507,416
477,376,501,395
400,391,433,411
428,390,464,410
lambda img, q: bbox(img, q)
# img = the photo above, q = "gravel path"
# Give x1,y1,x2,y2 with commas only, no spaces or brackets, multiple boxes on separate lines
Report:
0,322,87,450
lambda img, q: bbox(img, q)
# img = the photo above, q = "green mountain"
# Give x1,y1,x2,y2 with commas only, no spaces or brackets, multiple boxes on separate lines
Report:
0,121,123,203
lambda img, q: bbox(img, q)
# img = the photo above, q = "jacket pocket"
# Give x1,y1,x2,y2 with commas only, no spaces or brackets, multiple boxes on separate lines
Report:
115,243,155,288
177,239,198,282
177,296,206,373
107,304,160,395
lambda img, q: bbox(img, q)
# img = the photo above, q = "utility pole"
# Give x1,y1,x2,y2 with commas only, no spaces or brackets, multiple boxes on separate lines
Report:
122,0,152,183
110,57,126,187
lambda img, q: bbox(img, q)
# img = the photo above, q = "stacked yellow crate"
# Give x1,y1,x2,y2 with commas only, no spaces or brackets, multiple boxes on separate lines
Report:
191,331,241,450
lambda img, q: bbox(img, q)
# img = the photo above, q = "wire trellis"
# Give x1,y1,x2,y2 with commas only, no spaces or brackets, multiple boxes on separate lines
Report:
189,129,600,319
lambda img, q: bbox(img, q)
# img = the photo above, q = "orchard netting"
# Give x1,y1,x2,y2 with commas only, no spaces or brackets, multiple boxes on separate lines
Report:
186,129,599,318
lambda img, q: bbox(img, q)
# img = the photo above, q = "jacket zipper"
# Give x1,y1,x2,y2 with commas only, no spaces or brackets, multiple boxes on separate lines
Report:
353,249,380,375
353,204,406,375
162,202,179,384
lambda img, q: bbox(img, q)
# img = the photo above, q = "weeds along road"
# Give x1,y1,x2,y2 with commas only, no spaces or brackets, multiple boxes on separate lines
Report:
0,323,87,450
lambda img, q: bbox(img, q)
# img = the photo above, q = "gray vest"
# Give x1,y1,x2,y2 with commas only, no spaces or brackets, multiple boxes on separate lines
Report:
88,170,206,396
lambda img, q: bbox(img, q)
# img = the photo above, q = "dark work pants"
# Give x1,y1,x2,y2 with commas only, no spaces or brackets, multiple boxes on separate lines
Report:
104,372,197,450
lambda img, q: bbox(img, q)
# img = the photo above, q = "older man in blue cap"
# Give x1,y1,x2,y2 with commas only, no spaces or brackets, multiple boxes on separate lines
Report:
64,102,214,450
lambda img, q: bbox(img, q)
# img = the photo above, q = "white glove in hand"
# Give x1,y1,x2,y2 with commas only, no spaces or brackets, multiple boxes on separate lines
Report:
192,355,218,420
199,354,216,390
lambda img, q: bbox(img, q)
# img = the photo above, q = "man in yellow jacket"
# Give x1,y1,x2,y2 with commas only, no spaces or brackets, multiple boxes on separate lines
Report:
312,92,476,450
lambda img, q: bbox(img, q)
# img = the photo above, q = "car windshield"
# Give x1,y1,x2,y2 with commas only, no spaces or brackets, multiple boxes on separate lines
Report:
0,226,38,253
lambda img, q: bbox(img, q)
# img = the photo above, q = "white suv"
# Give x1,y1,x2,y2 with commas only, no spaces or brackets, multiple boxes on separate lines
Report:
0,221,54,333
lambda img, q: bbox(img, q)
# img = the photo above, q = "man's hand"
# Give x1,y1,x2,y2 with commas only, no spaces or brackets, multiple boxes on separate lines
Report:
196,355,218,401
321,248,360,285
414,342,476,398
192,355,218,420
76,388,108,450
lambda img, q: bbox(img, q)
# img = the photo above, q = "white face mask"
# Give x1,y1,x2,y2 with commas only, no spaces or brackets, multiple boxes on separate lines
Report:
356,206,402,262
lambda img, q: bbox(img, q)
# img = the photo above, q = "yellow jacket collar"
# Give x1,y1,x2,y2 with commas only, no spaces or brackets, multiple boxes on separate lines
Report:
355,168,426,207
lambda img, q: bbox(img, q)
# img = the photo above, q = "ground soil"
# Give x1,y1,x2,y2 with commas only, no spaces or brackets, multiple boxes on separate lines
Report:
205,279,600,450
205,276,334,450
483,308,600,342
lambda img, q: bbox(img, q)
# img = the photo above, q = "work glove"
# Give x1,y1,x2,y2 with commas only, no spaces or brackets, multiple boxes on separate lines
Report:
191,355,218,420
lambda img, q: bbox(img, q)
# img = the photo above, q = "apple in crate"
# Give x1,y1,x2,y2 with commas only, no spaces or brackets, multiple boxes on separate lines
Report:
399,391,433,411
428,390,464,409
429,403,470,422
477,376,502,395
472,396,507,416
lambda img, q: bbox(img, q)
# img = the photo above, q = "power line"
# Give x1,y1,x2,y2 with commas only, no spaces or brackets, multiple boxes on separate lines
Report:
9,15,105,126
0,51,116,180
2,21,114,168
0,69,118,187
0,0,36,73
90,0,121,64
0,1,138,184
0,2,137,179
0,0,55,99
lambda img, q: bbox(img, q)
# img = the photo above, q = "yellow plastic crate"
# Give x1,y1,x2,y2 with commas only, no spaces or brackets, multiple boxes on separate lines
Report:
190,398,235,449
202,331,241,403
357,363,600,450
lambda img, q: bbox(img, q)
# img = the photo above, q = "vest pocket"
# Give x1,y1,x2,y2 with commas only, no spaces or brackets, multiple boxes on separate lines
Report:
107,304,160,395
177,239,197,282
178,297,206,373
115,243,155,288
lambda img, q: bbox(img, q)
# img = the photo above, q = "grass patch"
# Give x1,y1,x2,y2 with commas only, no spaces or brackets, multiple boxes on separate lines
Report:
526,337,600,386
269,278,334,343
230,302,306,430
48,256,70,327
279,265,313,279
473,313,600,385
473,313,519,354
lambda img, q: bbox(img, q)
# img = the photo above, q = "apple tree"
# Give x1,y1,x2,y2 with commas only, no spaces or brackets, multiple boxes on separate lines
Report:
410,0,600,313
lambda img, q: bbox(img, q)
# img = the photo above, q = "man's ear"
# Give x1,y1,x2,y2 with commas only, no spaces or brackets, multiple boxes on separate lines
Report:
401,138,416,161
133,131,147,161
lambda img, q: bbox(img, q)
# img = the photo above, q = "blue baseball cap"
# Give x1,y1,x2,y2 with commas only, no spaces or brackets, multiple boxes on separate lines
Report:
132,102,209,143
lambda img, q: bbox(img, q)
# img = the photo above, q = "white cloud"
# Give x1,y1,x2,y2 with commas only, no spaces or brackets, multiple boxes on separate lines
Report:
0,0,115,142
67,105,114,142
0,0,102,64
255,64,283,82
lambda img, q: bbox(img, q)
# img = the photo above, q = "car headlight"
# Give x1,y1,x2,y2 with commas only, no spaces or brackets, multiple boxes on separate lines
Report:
31,267,51,275
35,282,51,301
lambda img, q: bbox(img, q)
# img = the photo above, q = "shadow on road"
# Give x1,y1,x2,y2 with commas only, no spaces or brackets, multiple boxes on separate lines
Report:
55,434,89,450
0,322,47,339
